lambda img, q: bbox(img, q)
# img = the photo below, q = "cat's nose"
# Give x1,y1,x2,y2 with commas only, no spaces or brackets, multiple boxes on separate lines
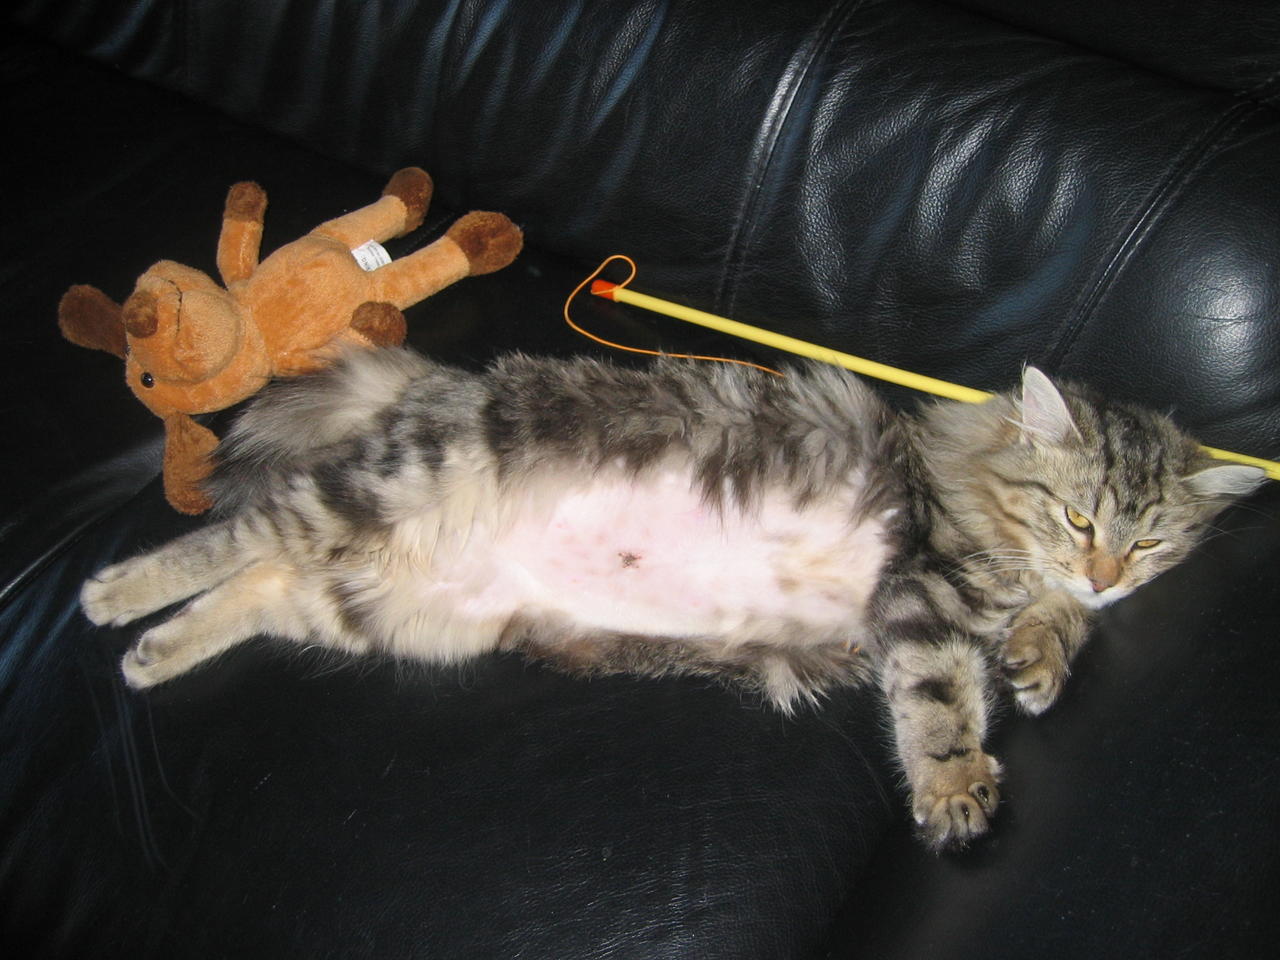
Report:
1085,555,1121,593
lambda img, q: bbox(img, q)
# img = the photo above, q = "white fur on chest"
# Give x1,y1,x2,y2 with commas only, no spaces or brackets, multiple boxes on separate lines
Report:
406,466,894,646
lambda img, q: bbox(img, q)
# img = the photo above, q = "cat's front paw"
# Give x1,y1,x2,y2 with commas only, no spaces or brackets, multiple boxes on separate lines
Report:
1003,621,1068,715
912,750,1002,850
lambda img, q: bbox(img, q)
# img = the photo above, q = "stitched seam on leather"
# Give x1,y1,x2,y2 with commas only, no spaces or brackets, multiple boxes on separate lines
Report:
716,0,866,316
1047,101,1261,372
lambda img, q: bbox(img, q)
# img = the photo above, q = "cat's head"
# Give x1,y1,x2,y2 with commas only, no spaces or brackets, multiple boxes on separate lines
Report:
927,367,1267,609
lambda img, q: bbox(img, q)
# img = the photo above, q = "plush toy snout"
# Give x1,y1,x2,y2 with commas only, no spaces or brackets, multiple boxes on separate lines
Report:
121,289,160,338
123,265,246,382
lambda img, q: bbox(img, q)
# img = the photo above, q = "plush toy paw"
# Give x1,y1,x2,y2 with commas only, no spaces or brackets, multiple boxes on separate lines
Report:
224,181,267,222
383,166,433,235
352,301,408,347
447,211,524,276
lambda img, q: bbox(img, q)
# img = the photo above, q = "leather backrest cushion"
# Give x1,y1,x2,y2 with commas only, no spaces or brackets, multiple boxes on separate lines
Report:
953,0,1280,102
12,0,1280,455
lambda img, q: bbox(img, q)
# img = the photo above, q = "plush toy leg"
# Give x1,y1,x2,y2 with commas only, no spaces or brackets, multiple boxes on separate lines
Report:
370,211,523,309
217,181,268,286
310,167,433,248
163,414,219,515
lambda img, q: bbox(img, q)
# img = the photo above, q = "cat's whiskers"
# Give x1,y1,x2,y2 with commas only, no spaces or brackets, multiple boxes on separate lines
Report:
968,563,1050,579
1190,498,1274,522
951,548,1049,576
1193,523,1268,547
956,547,1037,563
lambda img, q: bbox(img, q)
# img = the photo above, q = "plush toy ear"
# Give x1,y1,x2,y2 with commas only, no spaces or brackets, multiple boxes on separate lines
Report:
57,284,128,359
1184,463,1268,499
1019,366,1081,445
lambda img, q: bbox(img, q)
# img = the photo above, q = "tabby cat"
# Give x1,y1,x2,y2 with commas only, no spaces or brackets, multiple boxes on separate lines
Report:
81,348,1264,848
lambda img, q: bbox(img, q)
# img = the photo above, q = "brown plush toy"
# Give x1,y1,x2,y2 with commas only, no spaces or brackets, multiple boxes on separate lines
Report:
58,167,523,514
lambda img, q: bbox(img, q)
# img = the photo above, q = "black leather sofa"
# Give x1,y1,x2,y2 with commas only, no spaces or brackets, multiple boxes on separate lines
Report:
3,2,1278,957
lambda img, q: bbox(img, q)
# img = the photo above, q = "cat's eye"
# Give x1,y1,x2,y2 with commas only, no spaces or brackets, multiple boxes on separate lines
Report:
1064,506,1093,533
1132,539,1162,551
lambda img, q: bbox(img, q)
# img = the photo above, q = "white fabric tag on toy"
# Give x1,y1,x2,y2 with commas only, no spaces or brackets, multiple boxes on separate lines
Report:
350,240,392,271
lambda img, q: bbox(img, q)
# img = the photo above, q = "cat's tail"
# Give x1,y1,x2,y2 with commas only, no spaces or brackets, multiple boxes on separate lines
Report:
207,346,431,515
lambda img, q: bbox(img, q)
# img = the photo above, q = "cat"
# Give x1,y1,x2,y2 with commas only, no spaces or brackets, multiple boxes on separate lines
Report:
80,347,1265,849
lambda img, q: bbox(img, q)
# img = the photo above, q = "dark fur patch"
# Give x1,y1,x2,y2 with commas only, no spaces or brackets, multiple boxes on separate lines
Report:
328,577,377,640
912,678,956,704
928,746,973,762
313,461,384,531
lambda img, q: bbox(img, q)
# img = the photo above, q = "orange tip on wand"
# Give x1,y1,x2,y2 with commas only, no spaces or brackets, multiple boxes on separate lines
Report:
585,262,1280,480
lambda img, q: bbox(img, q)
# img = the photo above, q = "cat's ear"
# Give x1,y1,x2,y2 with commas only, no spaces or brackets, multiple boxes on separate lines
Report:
1183,463,1268,499
1019,366,1080,445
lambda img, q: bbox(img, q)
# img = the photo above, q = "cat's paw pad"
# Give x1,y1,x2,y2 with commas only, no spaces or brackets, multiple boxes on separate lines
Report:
81,560,154,627
913,751,1002,850
1003,626,1067,715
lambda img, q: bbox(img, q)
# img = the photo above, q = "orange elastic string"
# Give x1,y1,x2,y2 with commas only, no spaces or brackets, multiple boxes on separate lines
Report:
564,255,783,377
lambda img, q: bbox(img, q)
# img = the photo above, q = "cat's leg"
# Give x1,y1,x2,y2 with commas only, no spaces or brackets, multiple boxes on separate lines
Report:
880,635,1002,849
81,521,255,627
119,560,356,689
1002,590,1091,715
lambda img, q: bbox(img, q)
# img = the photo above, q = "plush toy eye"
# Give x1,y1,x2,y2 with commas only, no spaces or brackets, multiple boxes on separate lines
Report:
140,372,155,388
1132,539,1162,551
1064,506,1093,533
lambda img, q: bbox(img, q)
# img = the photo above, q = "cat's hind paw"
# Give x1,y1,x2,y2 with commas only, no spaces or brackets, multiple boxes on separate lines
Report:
81,560,158,627
120,618,208,689
121,643,167,690
912,751,1002,850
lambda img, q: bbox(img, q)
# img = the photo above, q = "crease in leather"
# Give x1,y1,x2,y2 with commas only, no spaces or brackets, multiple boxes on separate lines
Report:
0,498,144,618
1246,66,1280,107
0,442,163,613
1046,99,1262,372
716,0,866,318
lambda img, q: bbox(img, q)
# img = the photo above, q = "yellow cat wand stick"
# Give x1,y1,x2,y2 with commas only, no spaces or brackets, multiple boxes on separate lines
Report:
585,259,1280,480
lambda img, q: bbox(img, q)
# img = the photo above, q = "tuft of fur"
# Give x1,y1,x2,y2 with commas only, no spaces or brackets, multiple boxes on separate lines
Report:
210,347,433,514
82,347,1265,850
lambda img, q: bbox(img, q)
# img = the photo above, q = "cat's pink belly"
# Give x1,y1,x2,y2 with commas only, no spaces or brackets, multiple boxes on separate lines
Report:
485,469,894,641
